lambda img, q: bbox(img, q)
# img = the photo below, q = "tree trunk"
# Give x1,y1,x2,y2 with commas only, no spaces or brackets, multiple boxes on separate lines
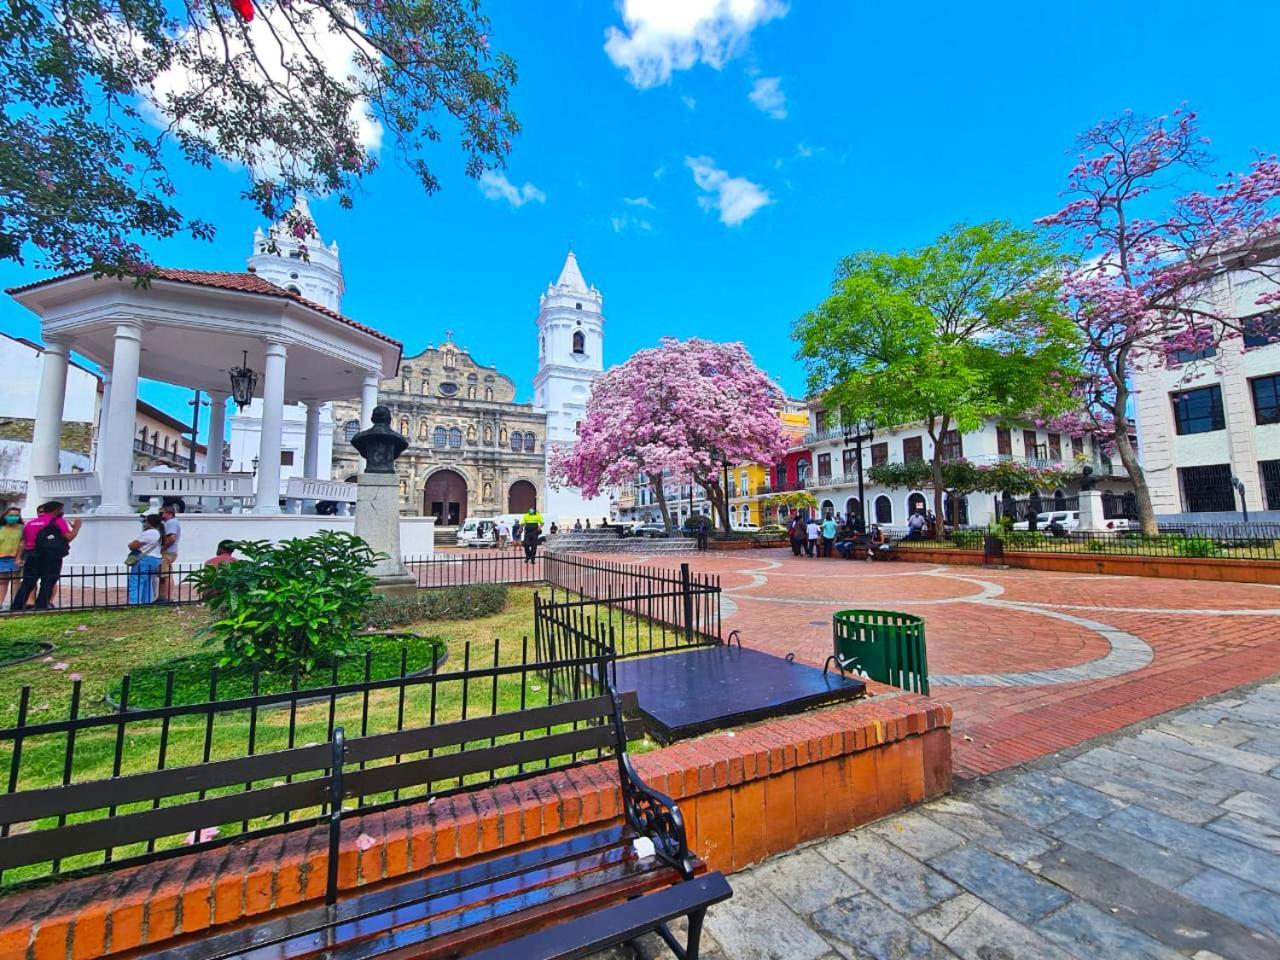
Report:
1111,430,1158,536
927,415,948,534
698,477,732,534
648,471,673,535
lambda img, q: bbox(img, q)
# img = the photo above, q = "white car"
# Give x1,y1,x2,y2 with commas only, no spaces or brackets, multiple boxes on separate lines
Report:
731,522,761,532
1012,511,1079,534
456,517,497,547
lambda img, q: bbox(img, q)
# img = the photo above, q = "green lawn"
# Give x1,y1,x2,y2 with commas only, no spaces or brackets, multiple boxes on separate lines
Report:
0,588,661,886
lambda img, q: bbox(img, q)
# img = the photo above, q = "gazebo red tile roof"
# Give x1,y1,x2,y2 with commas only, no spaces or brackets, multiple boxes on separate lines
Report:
6,267,401,350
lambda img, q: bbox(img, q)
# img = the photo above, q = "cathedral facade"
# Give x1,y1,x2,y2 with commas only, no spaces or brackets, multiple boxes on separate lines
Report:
330,337,546,524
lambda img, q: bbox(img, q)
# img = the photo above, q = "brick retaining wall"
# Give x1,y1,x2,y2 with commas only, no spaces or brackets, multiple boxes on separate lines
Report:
0,695,950,960
894,547,1280,585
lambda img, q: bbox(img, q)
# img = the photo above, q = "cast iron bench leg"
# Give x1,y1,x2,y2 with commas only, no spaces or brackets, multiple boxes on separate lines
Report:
651,905,708,960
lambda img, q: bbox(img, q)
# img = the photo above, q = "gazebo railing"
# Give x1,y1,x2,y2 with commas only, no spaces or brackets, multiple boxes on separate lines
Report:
33,473,101,506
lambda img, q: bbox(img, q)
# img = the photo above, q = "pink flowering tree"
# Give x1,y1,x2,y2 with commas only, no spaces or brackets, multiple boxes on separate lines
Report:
1038,107,1280,535
549,338,789,535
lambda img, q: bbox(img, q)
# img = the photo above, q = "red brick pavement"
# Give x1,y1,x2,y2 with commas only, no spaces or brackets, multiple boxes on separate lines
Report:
594,549,1280,780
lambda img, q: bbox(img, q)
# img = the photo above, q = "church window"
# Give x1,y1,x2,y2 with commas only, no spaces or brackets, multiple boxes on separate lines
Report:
343,419,360,442
524,432,536,452
439,382,458,397
286,285,301,295
572,331,585,354
448,427,462,448
401,366,411,377
485,387,493,401
511,432,523,452
433,426,447,448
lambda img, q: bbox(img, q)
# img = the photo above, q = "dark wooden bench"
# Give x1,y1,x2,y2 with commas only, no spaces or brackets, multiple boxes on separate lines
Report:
0,682,730,960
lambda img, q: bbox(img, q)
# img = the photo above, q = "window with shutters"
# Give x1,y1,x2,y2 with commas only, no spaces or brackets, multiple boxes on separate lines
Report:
902,436,923,462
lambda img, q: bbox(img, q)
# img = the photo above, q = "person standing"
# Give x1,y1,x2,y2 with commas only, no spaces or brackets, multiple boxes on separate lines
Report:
788,515,806,557
820,514,838,558
0,506,23,606
906,511,925,540
11,501,80,610
696,514,709,551
805,516,820,557
520,507,543,564
156,505,182,603
128,514,165,604
495,518,511,550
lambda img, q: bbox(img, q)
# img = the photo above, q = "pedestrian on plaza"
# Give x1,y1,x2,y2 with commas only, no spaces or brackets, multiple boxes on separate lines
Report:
805,516,820,557
549,522,559,535
513,520,523,543
205,540,238,567
574,518,582,531
127,514,165,605
585,518,592,530
788,515,806,556
11,501,80,610
495,518,511,549
905,511,926,541
696,515,709,551
820,513,838,558
852,513,866,536
155,505,182,603
520,507,543,564
0,506,23,607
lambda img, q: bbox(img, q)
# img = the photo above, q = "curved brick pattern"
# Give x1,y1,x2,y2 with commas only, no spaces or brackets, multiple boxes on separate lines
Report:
0,696,950,960
586,549,1280,780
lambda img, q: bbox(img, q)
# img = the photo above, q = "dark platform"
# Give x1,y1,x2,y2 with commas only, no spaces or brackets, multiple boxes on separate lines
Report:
611,645,866,743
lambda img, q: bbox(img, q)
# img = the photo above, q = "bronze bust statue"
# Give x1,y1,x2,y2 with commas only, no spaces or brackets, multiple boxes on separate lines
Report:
351,405,408,474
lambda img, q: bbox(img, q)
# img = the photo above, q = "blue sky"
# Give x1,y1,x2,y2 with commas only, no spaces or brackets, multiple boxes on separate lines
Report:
4,0,1280,440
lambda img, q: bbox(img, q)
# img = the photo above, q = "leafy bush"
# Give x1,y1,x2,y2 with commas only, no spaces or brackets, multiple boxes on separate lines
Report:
949,530,985,549
1173,536,1218,558
185,530,385,670
1085,539,1107,552
363,583,508,629
1006,531,1048,548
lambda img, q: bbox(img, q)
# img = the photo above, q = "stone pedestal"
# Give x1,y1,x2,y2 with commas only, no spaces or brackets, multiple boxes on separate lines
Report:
1077,489,1107,532
354,470,417,596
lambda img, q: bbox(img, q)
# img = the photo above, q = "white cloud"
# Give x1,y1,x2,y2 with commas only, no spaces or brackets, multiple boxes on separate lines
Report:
653,164,668,180
144,6,383,179
681,95,698,110
748,76,786,119
478,170,547,207
611,212,653,233
604,0,788,88
624,196,656,208
684,156,771,226
795,141,815,158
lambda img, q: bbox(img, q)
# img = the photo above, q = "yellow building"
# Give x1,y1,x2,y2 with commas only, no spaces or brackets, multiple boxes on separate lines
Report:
728,406,809,527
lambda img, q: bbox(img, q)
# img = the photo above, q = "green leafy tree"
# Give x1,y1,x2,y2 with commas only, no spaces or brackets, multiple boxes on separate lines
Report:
1,0,518,275
186,530,385,670
794,222,1080,525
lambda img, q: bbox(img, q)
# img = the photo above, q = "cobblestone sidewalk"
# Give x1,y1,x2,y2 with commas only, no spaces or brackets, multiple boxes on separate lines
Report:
609,678,1280,959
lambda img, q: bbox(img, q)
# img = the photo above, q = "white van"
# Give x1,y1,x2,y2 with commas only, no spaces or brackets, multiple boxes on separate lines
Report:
457,517,497,547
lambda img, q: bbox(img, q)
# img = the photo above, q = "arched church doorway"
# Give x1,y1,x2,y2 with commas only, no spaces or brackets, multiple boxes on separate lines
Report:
508,480,537,514
425,470,467,526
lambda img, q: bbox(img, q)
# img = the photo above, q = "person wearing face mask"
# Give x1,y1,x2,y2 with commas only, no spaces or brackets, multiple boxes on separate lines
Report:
0,507,23,607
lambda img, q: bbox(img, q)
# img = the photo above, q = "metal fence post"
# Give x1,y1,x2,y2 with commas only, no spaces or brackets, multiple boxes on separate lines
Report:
326,727,346,906
680,563,694,645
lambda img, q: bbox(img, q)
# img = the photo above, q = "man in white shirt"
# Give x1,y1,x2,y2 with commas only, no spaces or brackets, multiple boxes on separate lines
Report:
805,518,821,557
157,506,182,602
495,519,511,549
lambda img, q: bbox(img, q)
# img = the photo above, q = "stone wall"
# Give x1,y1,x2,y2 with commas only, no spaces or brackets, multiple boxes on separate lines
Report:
0,418,92,455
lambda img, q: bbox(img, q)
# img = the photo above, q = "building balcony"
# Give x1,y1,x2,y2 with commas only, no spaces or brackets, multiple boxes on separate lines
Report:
969,453,1127,478
134,438,193,470
802,425,847,445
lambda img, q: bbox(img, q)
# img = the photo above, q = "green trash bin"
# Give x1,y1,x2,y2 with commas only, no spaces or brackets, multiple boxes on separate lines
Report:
825,609,930,695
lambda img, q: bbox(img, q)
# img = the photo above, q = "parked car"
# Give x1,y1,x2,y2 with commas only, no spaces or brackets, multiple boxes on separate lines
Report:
1012,511,1079,535
1102,517,1138,531
457,517,497,547
731,522,761,532
632,523,670,538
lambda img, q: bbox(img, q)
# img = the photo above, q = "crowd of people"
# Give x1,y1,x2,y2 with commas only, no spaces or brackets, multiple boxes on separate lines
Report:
784,510,900,561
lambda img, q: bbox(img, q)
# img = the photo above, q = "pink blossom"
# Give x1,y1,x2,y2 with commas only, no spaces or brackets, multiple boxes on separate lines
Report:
52,662,68,671
68,673,81,682
356,833,377,851
184,826,219,845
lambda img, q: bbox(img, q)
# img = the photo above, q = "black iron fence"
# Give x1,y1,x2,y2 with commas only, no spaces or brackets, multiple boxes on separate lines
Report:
0,630,616,889
896,527,1280,561
404,551,545,588
0,562,206,614
542,554,721,653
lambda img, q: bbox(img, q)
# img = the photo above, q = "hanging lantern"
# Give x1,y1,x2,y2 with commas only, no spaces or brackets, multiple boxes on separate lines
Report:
228,351,258,410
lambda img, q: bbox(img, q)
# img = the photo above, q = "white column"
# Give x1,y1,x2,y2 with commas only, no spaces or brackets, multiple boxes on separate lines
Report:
254,341,287,514
203,391,228,474
96,322,144,514
302,399,321,479
94,367,112,470
28,339,71,505
361,373,379,428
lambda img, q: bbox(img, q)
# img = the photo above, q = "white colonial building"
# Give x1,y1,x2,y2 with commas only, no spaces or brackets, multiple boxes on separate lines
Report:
1132,246,1280,521
800,410,1132,529
534,251,611,525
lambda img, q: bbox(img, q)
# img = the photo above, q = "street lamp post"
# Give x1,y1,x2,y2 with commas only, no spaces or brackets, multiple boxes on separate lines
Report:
842,413,875,526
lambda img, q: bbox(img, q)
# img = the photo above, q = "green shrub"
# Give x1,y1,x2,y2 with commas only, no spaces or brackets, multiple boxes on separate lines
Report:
1085,539,1107,552
950,530,985,549
184,530,384,671
1006,531,1048,548
1174,536,1218,558
363,583,508,629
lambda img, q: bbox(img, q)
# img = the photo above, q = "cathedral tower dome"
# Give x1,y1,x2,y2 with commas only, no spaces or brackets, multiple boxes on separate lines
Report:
247,196,345,312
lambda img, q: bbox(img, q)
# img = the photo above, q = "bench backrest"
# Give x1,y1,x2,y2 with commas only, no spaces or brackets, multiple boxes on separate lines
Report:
0,690,641,896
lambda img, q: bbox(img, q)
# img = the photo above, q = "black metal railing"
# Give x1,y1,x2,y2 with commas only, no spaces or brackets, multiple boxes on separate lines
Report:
0,563,206,614
404,551,545,588
895,527,1280,561
0,630,615,888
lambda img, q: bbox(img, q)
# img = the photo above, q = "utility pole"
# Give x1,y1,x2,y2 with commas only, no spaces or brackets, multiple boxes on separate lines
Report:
187,389,209,472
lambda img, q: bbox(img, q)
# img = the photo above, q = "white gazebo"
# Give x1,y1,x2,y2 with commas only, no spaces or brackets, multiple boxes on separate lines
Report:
5,267,436,564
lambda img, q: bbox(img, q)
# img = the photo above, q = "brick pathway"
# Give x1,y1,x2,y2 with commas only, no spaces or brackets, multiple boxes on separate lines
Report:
618,679,1280,960
590,550,1280,779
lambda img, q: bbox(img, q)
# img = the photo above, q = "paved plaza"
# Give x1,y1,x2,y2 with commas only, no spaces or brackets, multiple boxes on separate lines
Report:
611,551,1280,779
619,679,1280,960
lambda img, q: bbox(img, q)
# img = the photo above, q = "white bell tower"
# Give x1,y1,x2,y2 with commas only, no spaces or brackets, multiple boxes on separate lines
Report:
534,250,611,524
247,196,345,311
